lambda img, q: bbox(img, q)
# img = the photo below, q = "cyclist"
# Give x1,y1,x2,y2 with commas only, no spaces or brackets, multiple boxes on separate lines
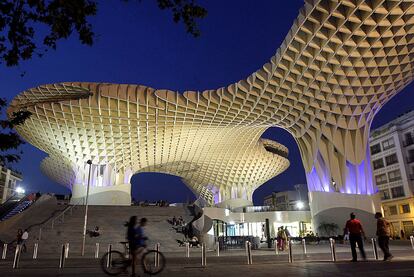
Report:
127,216,148,276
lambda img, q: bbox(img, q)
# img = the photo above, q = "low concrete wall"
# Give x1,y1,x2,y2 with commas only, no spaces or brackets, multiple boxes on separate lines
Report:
309,191,381,237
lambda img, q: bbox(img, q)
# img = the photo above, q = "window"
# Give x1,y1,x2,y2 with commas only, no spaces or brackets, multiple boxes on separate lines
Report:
391,186,405,198
370,144,381,155
373,158,384,170
382,138,395,150
388,170,401,182
404,133,414,147
402,221,414,238
275,196,286,204
385,154,398,166
380,189,390,200
400,204,411,214
388,205,398,215
375,174,388,185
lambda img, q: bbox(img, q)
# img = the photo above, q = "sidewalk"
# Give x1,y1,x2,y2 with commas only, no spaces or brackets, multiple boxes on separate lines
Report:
1,245,414,277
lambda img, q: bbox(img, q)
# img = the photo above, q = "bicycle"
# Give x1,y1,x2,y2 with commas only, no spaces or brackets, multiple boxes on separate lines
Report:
101,241,166,276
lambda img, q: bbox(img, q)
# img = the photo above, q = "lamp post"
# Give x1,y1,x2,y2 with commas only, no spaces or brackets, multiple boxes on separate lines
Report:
81,160,93,256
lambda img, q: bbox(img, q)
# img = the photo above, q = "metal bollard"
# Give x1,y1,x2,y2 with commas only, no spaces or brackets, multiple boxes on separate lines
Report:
288,239,293,263
59,244,66,268
38,228,42,241
245,241,253,265
33,243,39,259
64,242,69,259
13,245,21,269
302,238,307,255
106,244,112,268
216,242,220,257
95,243,100,259
371,238,379,260
2,243,7,260
274,240,279,255
201,243,207,266
185,242,190,258
410,236,414,250
329,238,336,262
155,243,160,267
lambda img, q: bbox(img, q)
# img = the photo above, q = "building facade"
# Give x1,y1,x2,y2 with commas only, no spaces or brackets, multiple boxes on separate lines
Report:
263,184,309,211
0,166,23,203
369,110,414,239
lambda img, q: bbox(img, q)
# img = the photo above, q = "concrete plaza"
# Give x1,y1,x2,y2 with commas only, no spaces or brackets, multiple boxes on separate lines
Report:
1,242,414,276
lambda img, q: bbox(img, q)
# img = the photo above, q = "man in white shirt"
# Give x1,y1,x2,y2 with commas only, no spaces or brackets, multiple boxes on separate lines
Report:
21,229,29,252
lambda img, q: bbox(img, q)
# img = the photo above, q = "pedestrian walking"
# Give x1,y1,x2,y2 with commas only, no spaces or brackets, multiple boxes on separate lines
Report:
344,212,366,262
375,212,393,261
21,229,29,253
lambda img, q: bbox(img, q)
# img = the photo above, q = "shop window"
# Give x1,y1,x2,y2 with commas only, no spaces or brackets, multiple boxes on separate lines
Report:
391,186,405,198
403,221,414,237
385,154,398,166
388,169,402,182
373,158,384,170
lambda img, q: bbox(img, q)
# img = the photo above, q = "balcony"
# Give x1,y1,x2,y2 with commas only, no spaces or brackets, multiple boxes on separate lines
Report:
403,138,414,147
410,174,414,181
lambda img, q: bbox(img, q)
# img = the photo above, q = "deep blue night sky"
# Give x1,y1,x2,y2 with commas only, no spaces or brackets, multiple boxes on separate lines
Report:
1,1,413,205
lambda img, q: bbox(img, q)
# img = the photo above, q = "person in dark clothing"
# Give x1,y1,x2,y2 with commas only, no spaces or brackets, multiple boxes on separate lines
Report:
344,212,366,262
375,212,393,261
16,229,23,250
127,217,148,276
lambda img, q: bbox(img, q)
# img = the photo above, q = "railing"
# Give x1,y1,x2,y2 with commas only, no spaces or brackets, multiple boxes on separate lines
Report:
34,198,83,241
50,199,83,229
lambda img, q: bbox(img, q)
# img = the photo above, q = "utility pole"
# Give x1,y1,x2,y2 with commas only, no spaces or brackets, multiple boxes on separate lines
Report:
81,160,93,256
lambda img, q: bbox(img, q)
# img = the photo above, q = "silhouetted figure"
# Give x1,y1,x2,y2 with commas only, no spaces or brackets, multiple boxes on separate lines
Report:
375,212,393,261
344,212,366,262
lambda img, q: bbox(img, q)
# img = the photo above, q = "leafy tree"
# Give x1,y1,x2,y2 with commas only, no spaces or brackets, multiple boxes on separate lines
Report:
0,99,31,166
0,0,207,67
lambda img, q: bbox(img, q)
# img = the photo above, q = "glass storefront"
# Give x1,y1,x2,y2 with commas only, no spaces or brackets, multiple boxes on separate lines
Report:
211,220,312,239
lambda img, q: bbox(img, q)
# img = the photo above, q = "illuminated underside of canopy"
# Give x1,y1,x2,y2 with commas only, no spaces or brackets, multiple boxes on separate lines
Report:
8,0,414,205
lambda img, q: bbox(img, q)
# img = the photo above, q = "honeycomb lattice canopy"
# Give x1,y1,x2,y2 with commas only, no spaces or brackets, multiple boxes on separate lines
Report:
9,0,414,203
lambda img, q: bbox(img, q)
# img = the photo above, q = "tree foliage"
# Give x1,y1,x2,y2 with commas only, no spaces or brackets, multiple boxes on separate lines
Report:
0,99,31,166
0,0,207,67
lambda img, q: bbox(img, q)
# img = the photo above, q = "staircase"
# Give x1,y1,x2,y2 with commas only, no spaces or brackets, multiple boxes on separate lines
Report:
0,200,33,221
27,205,193,256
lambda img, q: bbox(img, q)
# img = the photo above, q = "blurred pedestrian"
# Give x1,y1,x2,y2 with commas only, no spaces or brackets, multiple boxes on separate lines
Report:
375,212,393,261
21,229,29,252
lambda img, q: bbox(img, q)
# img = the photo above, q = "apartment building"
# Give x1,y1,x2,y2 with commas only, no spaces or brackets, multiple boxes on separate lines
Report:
263,184,309,211
369,110,414,238
0,165,23,203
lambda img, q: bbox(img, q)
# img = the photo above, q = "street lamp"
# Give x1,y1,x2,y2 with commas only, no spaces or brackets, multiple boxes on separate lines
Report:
81,160,93,256
15,186,25,194
296,201,305,210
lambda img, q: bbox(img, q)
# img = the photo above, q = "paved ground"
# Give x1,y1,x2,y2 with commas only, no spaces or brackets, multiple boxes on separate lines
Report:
1,243,414,276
